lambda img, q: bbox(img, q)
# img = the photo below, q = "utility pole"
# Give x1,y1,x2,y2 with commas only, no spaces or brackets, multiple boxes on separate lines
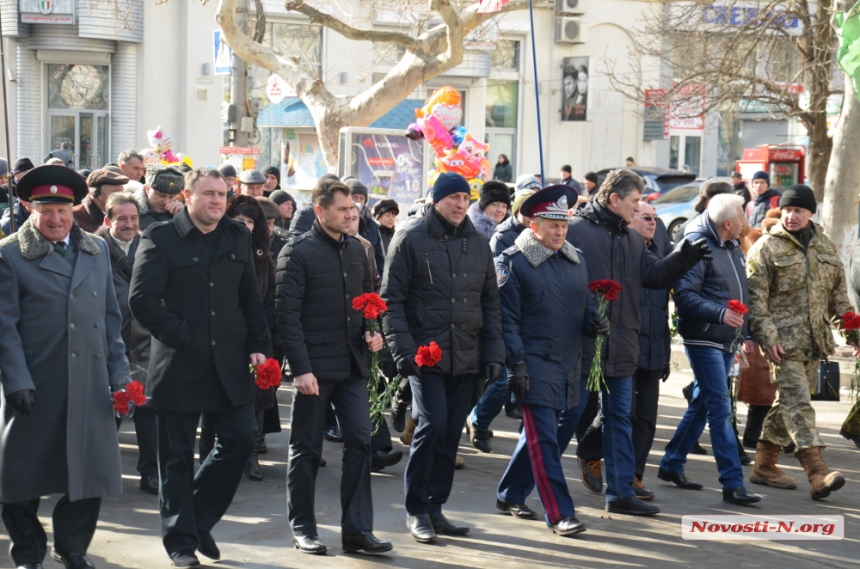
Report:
229,0,250,147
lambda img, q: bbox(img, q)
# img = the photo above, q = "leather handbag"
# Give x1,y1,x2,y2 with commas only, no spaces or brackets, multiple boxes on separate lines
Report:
811,359,840,402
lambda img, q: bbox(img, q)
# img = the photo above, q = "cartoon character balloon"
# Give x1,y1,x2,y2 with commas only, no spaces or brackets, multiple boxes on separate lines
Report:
146,125,192,166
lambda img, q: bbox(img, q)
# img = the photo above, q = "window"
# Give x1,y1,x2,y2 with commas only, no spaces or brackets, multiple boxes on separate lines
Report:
486,80,518,128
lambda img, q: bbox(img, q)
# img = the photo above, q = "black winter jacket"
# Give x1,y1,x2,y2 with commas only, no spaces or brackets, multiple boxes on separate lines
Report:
496,229,598,410
381,204,504,377
674,214,750,353
378,223,395,257
490,216,527,256
289,205,316,239
276,221,373,381
360,209,386,276
637,220,672,371
0,200,29,235
567,201,699,377
746,188,782,229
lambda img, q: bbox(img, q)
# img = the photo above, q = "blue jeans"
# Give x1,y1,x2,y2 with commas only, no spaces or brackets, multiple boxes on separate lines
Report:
602,376,636,502
470,374,510,431
660,346,744,490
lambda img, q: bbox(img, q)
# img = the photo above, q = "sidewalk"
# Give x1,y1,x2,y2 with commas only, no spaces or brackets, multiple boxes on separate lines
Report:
3,369,859,568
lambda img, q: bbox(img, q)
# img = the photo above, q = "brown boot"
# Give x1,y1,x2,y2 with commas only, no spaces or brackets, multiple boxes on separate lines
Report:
796,447,845,500
750,441,797,489
400,415,415,446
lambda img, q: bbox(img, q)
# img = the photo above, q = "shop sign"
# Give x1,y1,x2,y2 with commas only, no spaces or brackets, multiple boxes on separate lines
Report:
644,89,669,141
20,0,75,24
669,83,706,131
219,146,260,156
266,74,295,104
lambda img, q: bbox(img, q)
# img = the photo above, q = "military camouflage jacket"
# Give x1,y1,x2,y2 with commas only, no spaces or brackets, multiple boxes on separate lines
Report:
747,221,852,360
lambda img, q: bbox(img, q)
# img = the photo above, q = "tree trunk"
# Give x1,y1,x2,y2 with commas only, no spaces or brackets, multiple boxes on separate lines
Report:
807,123,833,202
821,79,860,296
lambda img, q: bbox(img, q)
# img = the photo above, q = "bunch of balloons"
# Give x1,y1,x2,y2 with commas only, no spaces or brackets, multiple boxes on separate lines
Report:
140,125,194,168
405,87,490,198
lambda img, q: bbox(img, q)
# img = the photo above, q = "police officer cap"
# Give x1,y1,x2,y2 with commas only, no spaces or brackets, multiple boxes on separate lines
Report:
239,169,266,185
519,185,578,220
16,165,89,205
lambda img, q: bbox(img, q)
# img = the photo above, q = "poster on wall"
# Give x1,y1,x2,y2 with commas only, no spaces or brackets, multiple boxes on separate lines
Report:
561,56,590,122
292,133,327,188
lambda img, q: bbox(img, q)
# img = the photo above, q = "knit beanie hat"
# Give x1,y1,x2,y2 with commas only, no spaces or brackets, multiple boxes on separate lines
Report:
515,174,541,193
584,172,598,184
752,171,770,186
269,189,292,206
511,189,536,216
344,177,368,197
264,165,281,184
779,184,816,214
478,181,512,211
431,172,471,203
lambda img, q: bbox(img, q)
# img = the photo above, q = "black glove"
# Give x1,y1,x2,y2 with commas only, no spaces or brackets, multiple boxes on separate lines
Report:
680,238,713,261
507,362,530,401
661,363,671,382
594,315,610,336
484,363,503,385
6,389,35,416
397,358,422,379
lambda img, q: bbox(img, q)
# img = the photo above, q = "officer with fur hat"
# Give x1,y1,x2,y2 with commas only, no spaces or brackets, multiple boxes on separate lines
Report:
495,185,605,536
0,165,130,569
136,164,184,230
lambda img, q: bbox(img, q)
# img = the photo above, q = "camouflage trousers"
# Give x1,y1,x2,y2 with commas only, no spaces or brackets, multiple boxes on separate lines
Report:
842,400,860,436
761,359,825,450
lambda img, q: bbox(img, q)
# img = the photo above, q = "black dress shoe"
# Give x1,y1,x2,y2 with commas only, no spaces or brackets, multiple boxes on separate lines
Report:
429,512,469,535
406,514,436,543
16,563,43,569
319,457,327,467
723,486,762,505
371,449,404,472
657,468,703,490
578,457,603,493
50,550,95,569
550,516,586,536
197,530,220,560
140,475,159,495
691,442,709,455
739,453,753,466
391,400,408,433
246,455,263,481
466,420,492,453
324,425,344,442
342,531,393,554
169,551,200,568
606,496,661,516
292,534,327,555
496,499,538,520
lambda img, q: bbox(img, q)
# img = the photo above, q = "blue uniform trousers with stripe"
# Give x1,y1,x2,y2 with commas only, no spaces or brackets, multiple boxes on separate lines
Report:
497,404,575,525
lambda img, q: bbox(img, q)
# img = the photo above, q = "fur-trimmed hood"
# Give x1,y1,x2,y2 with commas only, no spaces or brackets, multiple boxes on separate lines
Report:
468,201,502,240
1,217,101,260
132,186,152,216
514,228,580,268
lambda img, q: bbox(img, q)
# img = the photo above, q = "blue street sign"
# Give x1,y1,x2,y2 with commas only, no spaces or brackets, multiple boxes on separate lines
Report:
214,30,232,76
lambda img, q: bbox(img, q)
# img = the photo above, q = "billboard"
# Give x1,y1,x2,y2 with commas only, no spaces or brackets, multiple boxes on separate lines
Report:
561,56,590,121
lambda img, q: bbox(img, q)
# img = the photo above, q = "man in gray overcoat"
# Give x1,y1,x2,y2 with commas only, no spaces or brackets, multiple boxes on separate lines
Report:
0,165,130,569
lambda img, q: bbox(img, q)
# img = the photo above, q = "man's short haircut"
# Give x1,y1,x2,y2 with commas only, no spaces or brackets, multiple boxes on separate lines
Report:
707,193,745,226
45,157,65,166
105,192,141,219
694,179,732,213
596,168,644,205
118,150,144,165
60,142,71,150
185,168,226,193
312,179,351,209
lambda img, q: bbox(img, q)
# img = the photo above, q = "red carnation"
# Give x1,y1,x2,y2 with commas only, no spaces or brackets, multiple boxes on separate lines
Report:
588,280,622,302
415,341,443,367
843,312,860,331
252,358,283,390
728,300,749,315
112,379,147,415
352,292,388,320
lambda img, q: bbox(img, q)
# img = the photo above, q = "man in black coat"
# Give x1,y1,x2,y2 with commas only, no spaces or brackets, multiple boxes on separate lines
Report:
731,172,751,210
745,171,781,228
277,181,392,556
344,178,386,275
129,168,269,568
381,172,505,544
565,168,711,517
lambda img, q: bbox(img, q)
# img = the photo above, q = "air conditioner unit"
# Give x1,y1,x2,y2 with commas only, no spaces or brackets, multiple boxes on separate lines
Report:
557,0,586,15
555,17,587,44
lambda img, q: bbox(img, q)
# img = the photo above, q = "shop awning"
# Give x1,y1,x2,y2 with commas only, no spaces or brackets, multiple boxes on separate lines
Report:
257,98,424,130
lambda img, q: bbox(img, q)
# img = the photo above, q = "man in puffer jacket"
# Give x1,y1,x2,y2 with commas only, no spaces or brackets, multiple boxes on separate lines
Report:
381,172,504,544
745,171,781,228
659,194,762,506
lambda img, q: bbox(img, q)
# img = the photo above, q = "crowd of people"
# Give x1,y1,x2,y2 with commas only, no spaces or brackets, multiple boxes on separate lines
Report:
1,150,859,569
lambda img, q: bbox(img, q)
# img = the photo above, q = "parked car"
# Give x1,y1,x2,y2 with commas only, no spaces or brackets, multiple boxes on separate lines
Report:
652,183,701,244
596,167,697,202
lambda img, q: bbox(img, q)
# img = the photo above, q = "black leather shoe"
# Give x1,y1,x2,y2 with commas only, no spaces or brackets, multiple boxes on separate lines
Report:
319,457,327,467
466,420,492,453
429,512,469,535
50,550,95,569
691,442,709,455
606,496,661,516
496,499,538,520
246,454,263,481
739,451,753,466
578,457,603,493
169,551,200,568
550,516,586,536
682,382,694,403
324,425,344,442
391,400,408,433
140,475,159,495
406,514,436,543
723,486,762,505
371,449,404,472
633,477,655,500
657,469,703,490
292,534,327,555
197,530,220,560
342,531,393,554
16,563,43,569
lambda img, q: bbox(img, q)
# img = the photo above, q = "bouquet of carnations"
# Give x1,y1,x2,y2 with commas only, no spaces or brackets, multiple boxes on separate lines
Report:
352,293,398,433
586,280,621,393
841,312,860,402
113,380,147,416
250,358,283,390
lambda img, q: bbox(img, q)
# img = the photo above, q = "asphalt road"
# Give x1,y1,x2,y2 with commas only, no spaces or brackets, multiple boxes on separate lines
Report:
3,366,860,569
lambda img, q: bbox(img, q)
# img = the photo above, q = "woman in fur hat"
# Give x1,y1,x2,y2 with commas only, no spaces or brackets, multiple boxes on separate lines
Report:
467,180,512,240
